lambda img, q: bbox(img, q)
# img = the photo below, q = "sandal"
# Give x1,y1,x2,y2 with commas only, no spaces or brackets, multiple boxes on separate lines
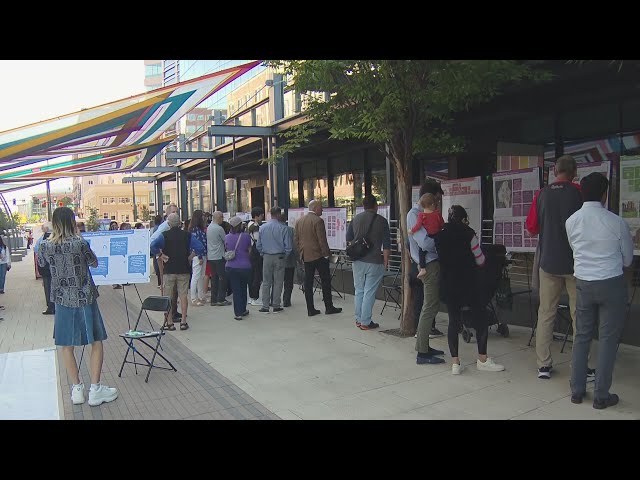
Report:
180,323,189,331
162,323,176,331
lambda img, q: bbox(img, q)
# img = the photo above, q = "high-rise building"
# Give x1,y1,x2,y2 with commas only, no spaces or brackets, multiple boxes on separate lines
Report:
144,60,163,91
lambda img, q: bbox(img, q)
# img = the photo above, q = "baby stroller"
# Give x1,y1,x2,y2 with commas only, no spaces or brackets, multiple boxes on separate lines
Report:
458,244,510,343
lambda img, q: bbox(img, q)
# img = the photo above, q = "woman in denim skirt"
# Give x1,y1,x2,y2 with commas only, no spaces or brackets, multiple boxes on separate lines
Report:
38,207,118,407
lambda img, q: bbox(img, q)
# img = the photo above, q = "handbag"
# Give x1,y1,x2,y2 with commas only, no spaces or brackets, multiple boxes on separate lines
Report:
346,213,377,261
223,234,243,261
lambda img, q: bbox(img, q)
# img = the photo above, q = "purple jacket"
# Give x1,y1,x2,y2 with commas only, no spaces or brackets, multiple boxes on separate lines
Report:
224,233,252,269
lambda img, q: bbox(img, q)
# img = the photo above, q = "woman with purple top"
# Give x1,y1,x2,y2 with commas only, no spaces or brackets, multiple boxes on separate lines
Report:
225,216,252,320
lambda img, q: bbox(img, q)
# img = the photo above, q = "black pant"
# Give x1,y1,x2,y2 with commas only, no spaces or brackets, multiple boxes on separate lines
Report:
409,262,436,331
42,275,54,312
227,267,251,316
249,255,263,300
447,294,488,358
153,256,161,286
283,267,295,306
209,259,228,304
303,257,333,312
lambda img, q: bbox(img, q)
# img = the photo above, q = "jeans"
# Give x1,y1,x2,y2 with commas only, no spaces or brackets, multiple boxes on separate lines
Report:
249,255,263,300
303,257,333,312
227,268,251,316
0,263,6,291
261,254,286,308
43,275,54,311
209,259,228,304
571,275,627,402
353,261,385,326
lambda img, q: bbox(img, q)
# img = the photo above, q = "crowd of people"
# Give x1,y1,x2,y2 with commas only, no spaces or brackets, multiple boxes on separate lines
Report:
24,153,632,411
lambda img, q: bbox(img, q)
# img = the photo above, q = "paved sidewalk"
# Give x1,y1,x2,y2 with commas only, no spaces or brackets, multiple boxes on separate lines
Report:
3,251,640,420
0,252,277,420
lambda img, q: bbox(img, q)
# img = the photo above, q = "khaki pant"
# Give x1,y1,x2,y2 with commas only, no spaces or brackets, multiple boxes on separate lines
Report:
415,261,440,354
536,267,595,368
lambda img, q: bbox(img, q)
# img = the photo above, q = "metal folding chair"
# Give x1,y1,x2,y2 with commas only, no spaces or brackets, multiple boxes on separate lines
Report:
118,296,177,383
313,253,344,299
380,267,402,317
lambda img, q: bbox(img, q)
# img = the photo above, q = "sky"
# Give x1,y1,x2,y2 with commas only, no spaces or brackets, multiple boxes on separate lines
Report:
0,60,146,200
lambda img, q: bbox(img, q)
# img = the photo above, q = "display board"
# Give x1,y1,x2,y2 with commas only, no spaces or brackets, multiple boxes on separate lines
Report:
412,186,421,205
620,155,640,255
287,208,307,228
440,177,482,237
321,208,347,251
355,205,391,221
82,229,150,285
549,161,610,207
492,167,541,252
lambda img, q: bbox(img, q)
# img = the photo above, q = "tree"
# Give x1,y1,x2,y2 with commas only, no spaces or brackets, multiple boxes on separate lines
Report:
29,214,41,223
12,212,27,226
267,60,549,335
141,205,150,222
86,207,100,232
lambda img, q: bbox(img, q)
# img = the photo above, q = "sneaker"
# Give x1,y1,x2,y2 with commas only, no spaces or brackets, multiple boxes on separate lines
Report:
250,298,262,306
241,310,250,316
234,316,243,321
414,333,417,338
88,384,118,407
537,366,552,379
308,309,321,317
358,322,379,330
476,357,505,372
452,362,464,375
216,300,232,306
416,355,445,365
259,308,270,313
272,307,284,313
429,328,444,338
587,368,596,383
71,384,85,405
593,393,619,410
326,306,342,315
427,347,444,356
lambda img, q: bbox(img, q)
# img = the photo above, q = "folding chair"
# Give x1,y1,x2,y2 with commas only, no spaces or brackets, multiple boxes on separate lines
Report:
313,253,344,299
380,267,402,317
118,296,177,383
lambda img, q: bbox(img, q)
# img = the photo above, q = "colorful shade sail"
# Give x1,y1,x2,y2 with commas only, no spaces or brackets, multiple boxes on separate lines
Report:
0,137,175,181
0,60,261,170
0,180,46,194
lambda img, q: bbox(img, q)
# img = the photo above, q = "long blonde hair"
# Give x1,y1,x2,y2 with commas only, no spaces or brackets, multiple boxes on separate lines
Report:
49,207,78,244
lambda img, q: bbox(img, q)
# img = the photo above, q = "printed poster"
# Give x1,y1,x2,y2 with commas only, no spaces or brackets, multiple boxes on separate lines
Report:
492,167,541,252
322,208,347,251
440,177,482,238
355,205,391,222
287,208,307,228
619,156,640,255
82,229,150,286
549,161,610,207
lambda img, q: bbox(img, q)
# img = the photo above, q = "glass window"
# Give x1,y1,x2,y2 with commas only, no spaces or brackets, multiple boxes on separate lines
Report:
101,197,108,204
333,173,358,220
371,170,387,205
103,212,108,219
109,197,116,204
289,179,299,208
303,178,328,207
225,178,237,214
88,180,94,185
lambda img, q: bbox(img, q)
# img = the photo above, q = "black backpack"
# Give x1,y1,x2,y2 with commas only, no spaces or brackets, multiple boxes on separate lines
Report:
346,214,377,261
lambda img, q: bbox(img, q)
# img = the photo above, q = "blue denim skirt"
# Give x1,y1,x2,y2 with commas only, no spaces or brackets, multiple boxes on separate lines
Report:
53,301,108,346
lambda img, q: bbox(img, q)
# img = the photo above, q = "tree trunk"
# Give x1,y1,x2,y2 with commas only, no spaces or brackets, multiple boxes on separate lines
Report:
394,156,416,336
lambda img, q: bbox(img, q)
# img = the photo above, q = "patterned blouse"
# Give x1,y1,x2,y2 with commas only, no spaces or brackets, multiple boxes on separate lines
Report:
38,236,100,308
191,227,207,259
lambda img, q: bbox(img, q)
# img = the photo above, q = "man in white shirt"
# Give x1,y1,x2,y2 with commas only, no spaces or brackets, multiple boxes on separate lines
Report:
565,172,633,410
247,207,265,306
150,204,181,320
207,211,230,306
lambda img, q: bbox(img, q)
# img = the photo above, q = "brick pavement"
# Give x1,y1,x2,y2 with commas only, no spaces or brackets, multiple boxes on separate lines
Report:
57,284,279,420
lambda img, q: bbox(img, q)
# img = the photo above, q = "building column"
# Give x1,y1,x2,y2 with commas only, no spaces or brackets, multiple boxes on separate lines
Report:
209,158,215,212
275,136,289,213
154,180,163,217
176,172,188,220
215,159,226,212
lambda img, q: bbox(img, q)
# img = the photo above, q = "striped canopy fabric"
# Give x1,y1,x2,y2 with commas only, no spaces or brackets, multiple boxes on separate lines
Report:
0,61,261,182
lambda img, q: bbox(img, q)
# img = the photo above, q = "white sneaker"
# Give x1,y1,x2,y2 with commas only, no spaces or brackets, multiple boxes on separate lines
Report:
476,357,505,372
452,362,464,375
88,384,119,406
250,298,262,306
71,383,85,405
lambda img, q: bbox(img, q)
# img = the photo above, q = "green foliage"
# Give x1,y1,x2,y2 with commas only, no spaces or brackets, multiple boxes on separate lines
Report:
141,205,150,222
12,212,27,225
265,60,550,163
29,214,41,223
86,207,100,232
0,210,9,231
60,196,73,207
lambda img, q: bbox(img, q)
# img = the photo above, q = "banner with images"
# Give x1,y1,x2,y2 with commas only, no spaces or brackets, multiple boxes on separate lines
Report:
492,167,541,252
82,229,150,285
440,177,482,237
548,161,610,207
355,205,391,222
619,156,640,255
321,208,348,251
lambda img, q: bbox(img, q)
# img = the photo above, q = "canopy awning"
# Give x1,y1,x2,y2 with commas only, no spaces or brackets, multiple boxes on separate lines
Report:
0,60,261,186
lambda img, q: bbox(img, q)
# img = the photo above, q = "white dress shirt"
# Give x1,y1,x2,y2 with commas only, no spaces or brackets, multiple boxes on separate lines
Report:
565,201,634,281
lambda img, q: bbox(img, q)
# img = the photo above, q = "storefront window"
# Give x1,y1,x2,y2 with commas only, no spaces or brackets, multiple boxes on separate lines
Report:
239,179,250,213
334,172,363,220
303,178,328,207
289,179,299,208
371,169,387,205
225,178,237,214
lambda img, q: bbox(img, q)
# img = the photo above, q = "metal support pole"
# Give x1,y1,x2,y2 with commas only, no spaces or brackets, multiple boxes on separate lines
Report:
46,180,52,221
209,158,215,212
131,180,138,222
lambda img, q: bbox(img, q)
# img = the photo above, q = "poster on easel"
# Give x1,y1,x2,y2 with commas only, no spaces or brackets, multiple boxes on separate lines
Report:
619,156,640,255
492,167,541,252
440,177,482,237
549,161,610,207
82,229,150,285
287,208,307,228
355,205,391,222
321,208,347,251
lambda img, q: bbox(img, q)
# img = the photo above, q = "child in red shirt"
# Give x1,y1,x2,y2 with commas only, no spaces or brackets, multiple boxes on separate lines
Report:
411,193,444,279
